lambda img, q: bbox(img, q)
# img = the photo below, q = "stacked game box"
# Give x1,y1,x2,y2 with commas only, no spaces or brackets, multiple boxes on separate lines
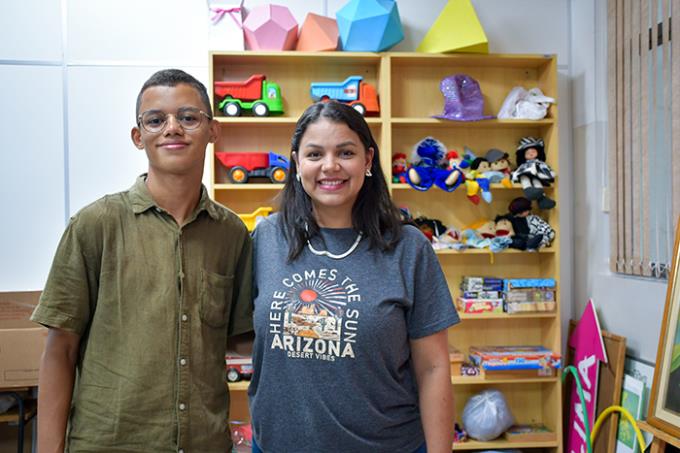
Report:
503,278,556,314
457,276,504,314
469,345,562,376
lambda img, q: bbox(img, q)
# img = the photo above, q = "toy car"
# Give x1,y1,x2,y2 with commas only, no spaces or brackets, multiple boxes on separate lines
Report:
310,75,380,116
225,355,254,382
215,151,289,184
214,74,284,117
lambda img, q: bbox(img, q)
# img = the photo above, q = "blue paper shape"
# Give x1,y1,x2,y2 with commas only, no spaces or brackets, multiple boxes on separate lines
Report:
336,0,404,51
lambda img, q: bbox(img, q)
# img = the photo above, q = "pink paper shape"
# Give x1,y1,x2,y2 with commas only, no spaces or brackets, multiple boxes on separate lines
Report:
567,299,608,453
243,4,298,50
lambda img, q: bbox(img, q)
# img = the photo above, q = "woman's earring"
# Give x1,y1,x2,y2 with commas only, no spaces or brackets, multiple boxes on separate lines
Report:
365,169,372,177
296,173,301,182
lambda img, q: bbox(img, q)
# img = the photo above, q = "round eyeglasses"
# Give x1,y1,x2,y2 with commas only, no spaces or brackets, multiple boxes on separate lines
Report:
137,107,212,133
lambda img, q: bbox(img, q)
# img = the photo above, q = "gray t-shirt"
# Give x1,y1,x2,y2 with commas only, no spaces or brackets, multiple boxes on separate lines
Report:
248,215,459,453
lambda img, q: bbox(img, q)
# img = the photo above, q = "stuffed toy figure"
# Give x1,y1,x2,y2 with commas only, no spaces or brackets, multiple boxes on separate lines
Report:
511,137,556,210
413,215,447,242
392,153,407,183
444,150,468,191
461,148,492,204
407,137,460,192
471,157,512,189
485,148,514,188
507,197,555,251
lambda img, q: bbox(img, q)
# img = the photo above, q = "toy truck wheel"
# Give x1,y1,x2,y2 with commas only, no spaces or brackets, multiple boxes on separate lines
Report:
352,103,366,116
228,166,249,184
223,102,241,117
269,167,287,183
226,368,241,382
252,102,269,117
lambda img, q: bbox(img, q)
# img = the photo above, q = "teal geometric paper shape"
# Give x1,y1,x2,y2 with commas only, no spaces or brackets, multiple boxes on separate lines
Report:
336,0,404,52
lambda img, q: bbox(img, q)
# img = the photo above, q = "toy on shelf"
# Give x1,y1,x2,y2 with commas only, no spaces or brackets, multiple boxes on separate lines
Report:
511,137,556,209
504,278,557,314
461,147,491,204
391,153,407,183
214,74,283,117
238,207,273,232
507,197,555,250
310,76,379,116
229,421,253,452
406,137,462,192
469,345,562,375
215,151,289,184
225,355,254,382
453,423,468,442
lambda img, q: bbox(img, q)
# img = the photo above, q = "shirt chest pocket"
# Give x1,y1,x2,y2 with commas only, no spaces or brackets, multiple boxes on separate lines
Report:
199,269,234,328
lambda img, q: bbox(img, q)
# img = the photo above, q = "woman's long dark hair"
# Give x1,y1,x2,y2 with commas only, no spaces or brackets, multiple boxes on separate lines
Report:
279,101,402,261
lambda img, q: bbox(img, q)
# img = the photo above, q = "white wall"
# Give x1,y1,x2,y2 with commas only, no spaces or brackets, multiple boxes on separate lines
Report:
570,0,667,361
1,0,574,328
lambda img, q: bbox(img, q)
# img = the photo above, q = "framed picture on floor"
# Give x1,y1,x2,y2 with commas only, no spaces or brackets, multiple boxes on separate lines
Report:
648,218,680,437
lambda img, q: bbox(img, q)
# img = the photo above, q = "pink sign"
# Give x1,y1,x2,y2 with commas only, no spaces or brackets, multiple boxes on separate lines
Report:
567,299,607,453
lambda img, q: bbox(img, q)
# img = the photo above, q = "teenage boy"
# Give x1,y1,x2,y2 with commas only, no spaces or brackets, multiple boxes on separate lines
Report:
31,69,253,452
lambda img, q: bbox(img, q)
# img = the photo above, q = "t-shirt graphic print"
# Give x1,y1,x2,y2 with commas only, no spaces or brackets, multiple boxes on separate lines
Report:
269,268,359,361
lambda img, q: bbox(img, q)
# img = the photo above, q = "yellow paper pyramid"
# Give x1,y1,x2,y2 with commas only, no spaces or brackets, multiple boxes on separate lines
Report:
417,0,488,54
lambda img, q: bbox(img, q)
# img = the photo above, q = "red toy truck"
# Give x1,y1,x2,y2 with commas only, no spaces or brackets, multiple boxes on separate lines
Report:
214,74,284,117
215,151,289,184
225,355,253,382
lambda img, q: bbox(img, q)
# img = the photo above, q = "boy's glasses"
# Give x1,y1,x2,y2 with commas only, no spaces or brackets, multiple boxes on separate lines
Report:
137,107,212,133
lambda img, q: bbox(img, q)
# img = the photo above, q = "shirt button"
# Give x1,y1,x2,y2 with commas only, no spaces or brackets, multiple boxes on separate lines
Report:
181,314,188,322
180,358,187,366
179,449,184,453
179,403,186,411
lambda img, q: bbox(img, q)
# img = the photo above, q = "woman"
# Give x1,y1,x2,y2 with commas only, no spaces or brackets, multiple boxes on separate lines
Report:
249,102,459,453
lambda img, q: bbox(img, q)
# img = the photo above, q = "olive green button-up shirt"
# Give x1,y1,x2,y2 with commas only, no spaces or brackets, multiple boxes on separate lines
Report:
31,175,253,452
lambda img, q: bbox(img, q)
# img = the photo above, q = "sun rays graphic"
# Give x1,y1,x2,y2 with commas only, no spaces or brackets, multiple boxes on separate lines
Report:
286,278,348,316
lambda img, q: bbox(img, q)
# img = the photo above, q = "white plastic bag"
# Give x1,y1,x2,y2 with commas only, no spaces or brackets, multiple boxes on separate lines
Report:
461,389,515,441
497,86,555,120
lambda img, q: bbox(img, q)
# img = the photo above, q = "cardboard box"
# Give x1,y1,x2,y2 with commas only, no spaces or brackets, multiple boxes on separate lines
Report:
448,346,464,376
0,292,46,388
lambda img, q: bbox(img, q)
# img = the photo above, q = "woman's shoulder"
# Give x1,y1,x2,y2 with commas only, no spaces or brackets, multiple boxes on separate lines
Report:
252,213,283,239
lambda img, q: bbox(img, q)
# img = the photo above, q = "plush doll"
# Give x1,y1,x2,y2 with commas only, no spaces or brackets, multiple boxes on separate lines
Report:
485,148,514,188
511,137,556,210
486,148,513,176
443,150,468,191
392,153,408,183
471,157,512,189
433,226,463,250
507,197,555,250
461,148,492,204
406,137,458,192
413,216,447,242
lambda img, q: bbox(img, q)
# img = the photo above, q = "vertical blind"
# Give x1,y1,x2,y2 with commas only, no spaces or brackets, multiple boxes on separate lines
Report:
608,0,680,278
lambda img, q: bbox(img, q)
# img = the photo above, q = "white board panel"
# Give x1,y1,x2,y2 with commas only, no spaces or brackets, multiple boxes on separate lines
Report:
67,0,208,65
67,65,210,215
0,0,63,61
0,66,65,291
